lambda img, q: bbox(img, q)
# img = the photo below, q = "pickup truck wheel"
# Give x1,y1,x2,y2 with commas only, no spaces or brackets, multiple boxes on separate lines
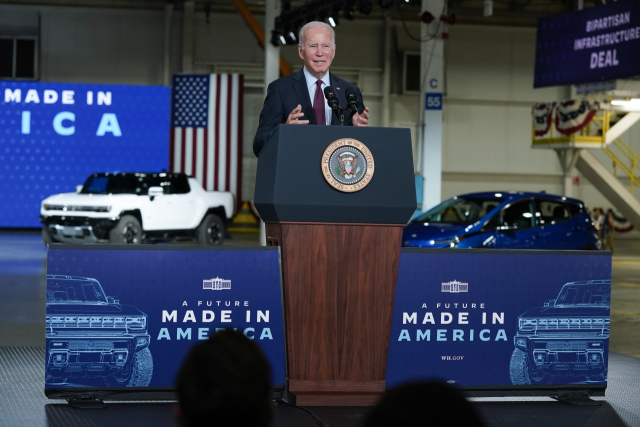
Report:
196,214,225,245
105,347,153,387
127,347,153,387
109,215,143,244
42,227,54,245
509,348,551,385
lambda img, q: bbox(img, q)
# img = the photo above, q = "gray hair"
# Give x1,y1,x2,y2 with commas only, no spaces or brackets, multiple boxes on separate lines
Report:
298,21,335,49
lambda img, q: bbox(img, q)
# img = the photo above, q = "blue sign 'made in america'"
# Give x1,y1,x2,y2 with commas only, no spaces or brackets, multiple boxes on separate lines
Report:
44,245,286,393
534,0,640,88
0,81,170,228
387,249,611,388
45,245,611,396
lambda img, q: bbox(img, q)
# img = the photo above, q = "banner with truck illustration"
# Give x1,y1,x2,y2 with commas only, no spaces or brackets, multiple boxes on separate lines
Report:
45,245,285,391
387,249,611,388
45,245,611,394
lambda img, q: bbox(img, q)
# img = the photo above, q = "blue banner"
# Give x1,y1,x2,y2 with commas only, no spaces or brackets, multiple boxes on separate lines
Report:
387,249,611,387
45,246,611,393
0,81,170,228
45,246,286,389
534,0,640,88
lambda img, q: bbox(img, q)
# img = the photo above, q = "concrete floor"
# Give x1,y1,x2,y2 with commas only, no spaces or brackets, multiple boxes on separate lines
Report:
610,238,640,359
0,230,638,360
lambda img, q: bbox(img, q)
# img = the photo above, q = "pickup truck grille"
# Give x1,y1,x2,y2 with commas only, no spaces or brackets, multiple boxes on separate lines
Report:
520,317,609,330
43,205,111,213
546,341,589,351
68,341,115,352
46,316,146,329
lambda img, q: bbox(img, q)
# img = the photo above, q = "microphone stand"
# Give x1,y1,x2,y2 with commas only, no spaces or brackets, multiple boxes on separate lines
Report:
330,105,358,126
327,101,346,126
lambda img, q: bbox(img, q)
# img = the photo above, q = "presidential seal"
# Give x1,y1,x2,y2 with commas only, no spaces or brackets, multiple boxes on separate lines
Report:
321,138,374,193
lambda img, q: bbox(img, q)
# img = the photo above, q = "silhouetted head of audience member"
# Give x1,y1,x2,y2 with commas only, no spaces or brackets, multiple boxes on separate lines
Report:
363,381,485,427
175,329,272,427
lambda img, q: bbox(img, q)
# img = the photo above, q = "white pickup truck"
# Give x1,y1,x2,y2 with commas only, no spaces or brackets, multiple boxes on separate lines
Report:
40,172,234,245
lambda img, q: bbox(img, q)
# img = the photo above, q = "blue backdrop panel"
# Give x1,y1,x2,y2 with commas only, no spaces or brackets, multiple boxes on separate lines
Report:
534,0,640,88
45,246,286,389
387,249,611,387
0,81,170,228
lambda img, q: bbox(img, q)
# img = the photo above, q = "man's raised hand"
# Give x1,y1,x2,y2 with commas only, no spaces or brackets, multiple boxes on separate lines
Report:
352,107,369,127
286,104,309,124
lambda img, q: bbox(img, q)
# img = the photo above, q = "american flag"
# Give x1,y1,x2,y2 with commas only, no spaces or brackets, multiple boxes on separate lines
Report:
170,74,243,207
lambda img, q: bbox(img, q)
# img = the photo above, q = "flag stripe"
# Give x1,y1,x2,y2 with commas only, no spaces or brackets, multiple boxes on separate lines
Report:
226,75,233,192
185,128,193,176
214,74,221,190
218,74,228,192
180,127,186,174
169,128,175,173
207,74,217,191
203,128,208,190
173,127,182,173
196,128,204,184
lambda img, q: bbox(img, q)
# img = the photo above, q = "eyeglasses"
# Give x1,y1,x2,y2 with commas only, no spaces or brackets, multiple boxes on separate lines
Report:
304,44,334,53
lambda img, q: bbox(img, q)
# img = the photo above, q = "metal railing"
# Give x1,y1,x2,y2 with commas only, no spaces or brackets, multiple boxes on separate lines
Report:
532,110,640,193
531,110,613,146
602,136,640,194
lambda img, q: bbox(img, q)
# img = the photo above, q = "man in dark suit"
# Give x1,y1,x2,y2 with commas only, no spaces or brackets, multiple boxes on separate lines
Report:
253,21,370,157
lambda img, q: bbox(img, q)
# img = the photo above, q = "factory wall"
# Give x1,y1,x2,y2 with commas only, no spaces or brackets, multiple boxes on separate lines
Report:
1,4,639,213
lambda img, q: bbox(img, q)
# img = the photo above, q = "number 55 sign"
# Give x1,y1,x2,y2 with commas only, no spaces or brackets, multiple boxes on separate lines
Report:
425,93,443,110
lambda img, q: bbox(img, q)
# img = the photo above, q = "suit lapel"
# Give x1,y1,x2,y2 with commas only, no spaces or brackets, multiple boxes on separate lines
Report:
292,68,316,125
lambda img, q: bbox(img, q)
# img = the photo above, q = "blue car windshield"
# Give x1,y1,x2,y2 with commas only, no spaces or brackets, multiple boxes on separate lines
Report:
414,197,505,224
555,285,610,307
47,280,107,303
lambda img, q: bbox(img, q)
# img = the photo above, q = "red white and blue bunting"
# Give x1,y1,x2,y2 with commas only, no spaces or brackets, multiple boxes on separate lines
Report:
592,208,635,233
532,102,556,136
555,99,597,135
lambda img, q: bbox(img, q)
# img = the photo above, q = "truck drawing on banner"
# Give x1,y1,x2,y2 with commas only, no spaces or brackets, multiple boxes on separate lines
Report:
45,275,153,388
510,280,610,385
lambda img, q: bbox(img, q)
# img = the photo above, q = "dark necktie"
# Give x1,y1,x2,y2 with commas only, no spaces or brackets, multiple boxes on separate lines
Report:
313,80,326,126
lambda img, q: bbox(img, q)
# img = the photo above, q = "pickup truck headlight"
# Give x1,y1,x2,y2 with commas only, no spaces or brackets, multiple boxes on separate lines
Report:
135,336,149,349
514,337,527,350
42,204,111,212
126,316,147,329
518,318,537,330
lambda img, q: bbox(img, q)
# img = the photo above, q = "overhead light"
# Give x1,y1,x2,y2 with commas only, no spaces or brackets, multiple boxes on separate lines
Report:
328,16,337,27
611,98,640,106
289,31,297,42
280,35,287,45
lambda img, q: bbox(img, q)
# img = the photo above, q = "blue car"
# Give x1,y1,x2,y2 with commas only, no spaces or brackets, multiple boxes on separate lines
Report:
402,192,602,250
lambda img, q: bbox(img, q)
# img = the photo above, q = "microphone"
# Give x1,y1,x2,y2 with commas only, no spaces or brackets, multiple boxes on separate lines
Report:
345,87,359,112
323,86,340,111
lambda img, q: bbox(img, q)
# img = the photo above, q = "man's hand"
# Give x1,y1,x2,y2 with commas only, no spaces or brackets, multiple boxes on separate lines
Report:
352,107,369,127
286,104,309,124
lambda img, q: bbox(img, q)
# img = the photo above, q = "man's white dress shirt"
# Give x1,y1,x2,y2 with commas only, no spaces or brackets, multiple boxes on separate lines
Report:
303,66,332,125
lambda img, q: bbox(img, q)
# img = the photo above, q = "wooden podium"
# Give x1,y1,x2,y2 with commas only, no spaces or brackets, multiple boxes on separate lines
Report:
255,125,416,406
